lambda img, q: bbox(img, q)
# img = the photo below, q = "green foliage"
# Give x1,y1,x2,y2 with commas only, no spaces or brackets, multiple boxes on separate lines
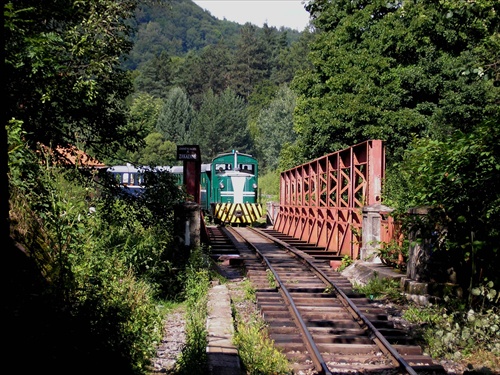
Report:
8,142,164,373
231,269,291,374
125,2,244,69
189,88,251,162
247,80,280,124
230,24,272,100
72,250,164,373
128,92,164,138
271,29,314,84
137,132,177,166
6,121,191,373
278,141,307,172
107,92,177,166
7,119,39,193
258,169,280,202
175,247,211,375
383,120,500,298
293,0,500,163
404,282,500,362
234,315,292,375
472,280,500,311
353,274,403,302
425,308,500,359
133,52,176,98
254,84,297,172
176,43,234,108
156,87,193,144
242,278,257,302
336,255,354,272
5,0,141,159
403,305,445,326
266,269,277,289
376,239,408,272
96,167,188,298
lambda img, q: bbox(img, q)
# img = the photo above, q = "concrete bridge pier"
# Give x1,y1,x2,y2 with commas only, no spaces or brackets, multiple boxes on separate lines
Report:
360,204,394,262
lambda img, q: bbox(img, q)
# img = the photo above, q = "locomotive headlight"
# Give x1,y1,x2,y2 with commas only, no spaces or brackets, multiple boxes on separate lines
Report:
252,183,257,189
219,182,225,189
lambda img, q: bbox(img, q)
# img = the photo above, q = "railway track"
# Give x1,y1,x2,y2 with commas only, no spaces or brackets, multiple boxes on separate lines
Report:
207,225,447,375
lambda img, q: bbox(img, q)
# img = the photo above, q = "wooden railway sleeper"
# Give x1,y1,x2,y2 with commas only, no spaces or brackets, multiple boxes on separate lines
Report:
246,226,421,375
226,227,333,375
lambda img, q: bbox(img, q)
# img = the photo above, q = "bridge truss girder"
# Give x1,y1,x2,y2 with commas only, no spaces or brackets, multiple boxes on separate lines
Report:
274,140,385,259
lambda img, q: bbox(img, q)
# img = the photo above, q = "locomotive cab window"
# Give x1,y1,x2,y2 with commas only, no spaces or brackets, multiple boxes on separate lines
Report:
216,163,231,172
240,164,254,173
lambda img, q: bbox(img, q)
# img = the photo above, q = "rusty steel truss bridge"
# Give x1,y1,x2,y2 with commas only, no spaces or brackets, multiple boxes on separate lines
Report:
273,140,387,260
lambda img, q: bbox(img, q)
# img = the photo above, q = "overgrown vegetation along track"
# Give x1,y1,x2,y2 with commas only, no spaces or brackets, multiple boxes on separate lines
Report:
219,226,447,375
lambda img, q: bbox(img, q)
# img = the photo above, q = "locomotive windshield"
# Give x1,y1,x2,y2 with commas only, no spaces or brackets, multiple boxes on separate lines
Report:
239,164,254,173
216,163,232,172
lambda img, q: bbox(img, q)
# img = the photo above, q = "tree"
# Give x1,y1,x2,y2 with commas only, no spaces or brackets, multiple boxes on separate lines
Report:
175,42,233,108
156,87,193,144
128,92,164,137
126,0,242,68
197,42,233,96
189,88,250,162
293,0,500,163
5,0,142,162
271,29,315,85
134,51,175,99
137,132,177,166
230,23,270,100
5,2,183,373
255,85,297,172
384,118,500,299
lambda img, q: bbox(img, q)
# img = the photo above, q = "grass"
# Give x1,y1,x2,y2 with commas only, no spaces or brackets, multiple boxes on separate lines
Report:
233,316,292,375
173,249,211,375
353,273,405,302
231,279,292,375
266,269,277,289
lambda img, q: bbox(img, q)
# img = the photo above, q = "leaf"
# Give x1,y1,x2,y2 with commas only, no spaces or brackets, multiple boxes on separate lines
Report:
487,289,497,300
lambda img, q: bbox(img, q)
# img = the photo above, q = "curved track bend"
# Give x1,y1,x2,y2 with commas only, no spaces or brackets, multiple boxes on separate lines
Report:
213,225,446,375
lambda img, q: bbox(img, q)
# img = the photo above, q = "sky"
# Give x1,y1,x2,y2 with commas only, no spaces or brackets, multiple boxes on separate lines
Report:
193,0,310,31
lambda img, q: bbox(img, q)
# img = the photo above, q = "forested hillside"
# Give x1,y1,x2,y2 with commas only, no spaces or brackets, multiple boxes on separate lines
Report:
127,0,302,69
125,0,241,69
113,0,311,168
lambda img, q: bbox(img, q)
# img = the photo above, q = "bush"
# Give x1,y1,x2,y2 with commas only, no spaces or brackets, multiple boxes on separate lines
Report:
174,247,211,374
7,121,184,374
258,169,280,203
403,282,500,366
353,274,404,302
383,120,500,303
234,315,291,375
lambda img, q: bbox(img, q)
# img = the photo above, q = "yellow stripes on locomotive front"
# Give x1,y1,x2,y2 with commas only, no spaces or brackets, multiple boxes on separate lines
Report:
214,203,263,224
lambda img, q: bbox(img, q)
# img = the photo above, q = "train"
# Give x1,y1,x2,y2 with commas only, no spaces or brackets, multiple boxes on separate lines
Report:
107,151,263,225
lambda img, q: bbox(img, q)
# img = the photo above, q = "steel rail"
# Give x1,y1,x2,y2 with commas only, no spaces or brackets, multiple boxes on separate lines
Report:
252,227,419,375
227,227,332,375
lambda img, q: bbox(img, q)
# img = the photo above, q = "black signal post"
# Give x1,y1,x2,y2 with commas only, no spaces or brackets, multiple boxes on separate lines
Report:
176,145,201,203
